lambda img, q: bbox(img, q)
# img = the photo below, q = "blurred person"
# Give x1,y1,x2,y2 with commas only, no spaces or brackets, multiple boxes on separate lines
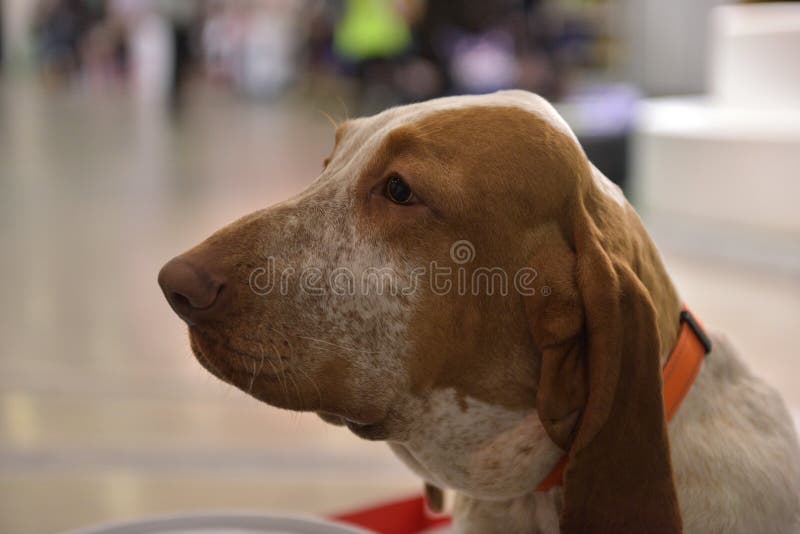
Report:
237,0,305,97
333,0,418,111
157,0,198,108
201,0,245,84
412,0,606,100
114,0,200,111
416,1,519,96
114,0,172,104
155,0,200,110
304,1,338,75
79,8,129,88
447,28,519,93
418,0,519,94
32,0,103,86
201,0,306,98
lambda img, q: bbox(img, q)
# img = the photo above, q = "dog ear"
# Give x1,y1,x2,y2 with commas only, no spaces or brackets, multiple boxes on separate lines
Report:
525,194,682,533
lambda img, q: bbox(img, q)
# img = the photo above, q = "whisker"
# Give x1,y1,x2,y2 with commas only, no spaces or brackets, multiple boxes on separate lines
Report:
295,366,323,410
297,335,379,355
257,347,266,375
336,95,350,121
269,327,303,406
270,341,296,407
265,355,290,406
316,109,340,130
248,357,258,394
286,368,304,410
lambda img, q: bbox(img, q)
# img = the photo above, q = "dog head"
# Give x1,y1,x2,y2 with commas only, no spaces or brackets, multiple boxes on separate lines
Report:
159,90,682,532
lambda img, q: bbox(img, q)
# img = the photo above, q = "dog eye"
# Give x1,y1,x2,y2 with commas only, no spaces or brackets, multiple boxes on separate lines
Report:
385,174,415,205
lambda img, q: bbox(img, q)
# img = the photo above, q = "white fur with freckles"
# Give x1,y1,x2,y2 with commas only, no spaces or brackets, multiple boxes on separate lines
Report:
389,389,562,500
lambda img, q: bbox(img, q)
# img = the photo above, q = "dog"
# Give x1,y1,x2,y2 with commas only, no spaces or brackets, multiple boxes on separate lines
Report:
158,90,800,533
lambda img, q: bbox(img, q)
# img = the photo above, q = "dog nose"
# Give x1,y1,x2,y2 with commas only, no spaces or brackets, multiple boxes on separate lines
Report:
158,255,225,323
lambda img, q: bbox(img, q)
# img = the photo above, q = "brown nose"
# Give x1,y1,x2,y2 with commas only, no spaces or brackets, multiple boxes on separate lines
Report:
158,255,225,324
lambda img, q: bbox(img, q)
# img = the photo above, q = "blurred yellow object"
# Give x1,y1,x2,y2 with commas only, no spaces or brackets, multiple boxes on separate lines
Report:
334,0,411,61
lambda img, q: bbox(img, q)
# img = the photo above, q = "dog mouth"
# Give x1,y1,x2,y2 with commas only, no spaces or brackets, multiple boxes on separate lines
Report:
188,329,286,387
189,329,398,440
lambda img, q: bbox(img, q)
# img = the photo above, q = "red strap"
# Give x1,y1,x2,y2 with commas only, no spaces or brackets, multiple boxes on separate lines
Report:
331,308,709,532
534,455,569,492
534,306,709,491
661,309,708,420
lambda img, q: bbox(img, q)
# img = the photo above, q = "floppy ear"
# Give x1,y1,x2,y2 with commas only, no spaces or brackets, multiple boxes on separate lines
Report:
526,195,682,533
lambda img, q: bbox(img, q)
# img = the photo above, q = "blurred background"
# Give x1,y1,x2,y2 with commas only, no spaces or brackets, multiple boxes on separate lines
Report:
0,0,798,532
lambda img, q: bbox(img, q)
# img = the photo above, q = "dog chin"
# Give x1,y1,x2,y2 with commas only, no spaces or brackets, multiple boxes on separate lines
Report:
317,411,395,440
188,332,231,382
344,419,391,441
316,411,346,426
191,332,400,440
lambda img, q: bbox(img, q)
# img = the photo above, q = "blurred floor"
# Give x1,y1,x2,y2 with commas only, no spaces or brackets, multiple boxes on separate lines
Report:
0,80,798,534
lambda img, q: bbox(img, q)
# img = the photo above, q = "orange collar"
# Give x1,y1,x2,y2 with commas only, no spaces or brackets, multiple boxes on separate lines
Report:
534,307,711,492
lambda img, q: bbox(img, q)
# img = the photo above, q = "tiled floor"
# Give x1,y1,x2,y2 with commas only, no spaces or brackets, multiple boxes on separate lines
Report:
0,80,798,534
